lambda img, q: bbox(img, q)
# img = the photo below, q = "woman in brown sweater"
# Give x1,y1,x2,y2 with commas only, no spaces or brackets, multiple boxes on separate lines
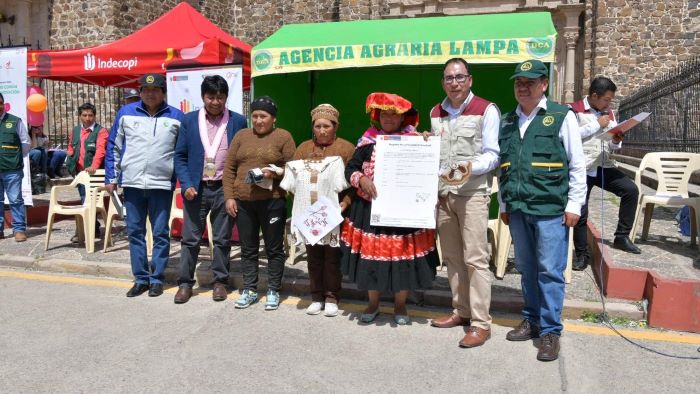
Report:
223,96,296,310
280,104,355,317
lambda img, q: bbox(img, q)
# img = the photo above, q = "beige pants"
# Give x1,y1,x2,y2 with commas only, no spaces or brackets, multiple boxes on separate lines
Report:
437,193,493,329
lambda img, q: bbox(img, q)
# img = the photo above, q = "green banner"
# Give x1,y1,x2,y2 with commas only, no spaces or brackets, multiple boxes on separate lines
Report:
252,36,555,76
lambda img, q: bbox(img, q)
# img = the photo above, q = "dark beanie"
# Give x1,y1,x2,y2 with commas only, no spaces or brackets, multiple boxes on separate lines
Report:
250,96,278,116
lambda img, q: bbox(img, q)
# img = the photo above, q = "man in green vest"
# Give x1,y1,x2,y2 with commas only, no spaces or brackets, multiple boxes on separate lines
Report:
498,60,586,362
0,93,31,242
65,102,109,241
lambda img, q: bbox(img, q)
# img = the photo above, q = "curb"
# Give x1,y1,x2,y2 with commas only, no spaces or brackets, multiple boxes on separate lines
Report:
0,254,643,321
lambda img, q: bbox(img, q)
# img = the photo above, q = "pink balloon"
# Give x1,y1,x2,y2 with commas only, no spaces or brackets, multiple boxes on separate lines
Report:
27,111,44,127
27,85,44,96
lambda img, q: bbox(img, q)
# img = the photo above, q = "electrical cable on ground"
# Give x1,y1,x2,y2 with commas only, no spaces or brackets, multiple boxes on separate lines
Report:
588,139,700,359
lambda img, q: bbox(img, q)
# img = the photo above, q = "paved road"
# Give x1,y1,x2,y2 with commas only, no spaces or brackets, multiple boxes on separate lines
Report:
1,270,698,393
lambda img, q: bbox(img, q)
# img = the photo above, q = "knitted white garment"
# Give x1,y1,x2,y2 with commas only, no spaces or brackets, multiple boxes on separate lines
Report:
280,156,350,246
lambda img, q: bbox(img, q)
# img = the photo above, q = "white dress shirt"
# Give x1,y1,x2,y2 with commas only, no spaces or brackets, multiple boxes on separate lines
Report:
440,92,501,175
576,96,622,177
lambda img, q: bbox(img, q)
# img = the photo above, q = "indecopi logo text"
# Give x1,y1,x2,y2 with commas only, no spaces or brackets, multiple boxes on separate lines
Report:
84,52,138,71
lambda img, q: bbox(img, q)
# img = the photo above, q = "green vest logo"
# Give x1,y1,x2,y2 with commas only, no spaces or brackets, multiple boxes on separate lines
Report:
4,122,11,128
254,51,273,71
526,38,554,58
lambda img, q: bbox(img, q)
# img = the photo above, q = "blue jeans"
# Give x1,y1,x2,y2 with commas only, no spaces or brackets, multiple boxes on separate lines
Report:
123,187,173,285
508,211,567,336
0,169,26,233
47,150,67,178
29,148,47,174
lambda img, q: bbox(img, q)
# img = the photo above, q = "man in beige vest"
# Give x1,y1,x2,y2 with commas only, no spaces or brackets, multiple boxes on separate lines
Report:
428,58,501,348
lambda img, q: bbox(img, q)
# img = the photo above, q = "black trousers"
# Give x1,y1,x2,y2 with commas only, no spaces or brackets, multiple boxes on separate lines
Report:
178,183,234,286
236,198,287,292
574,166,639,255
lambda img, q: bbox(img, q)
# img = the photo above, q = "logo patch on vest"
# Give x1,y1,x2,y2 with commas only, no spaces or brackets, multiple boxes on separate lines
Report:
163,121,170,127
4,122,11,128
542,116,555,127
520,62,532,71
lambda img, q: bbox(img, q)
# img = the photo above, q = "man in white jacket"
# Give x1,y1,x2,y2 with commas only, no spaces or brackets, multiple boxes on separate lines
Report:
105,73,184,297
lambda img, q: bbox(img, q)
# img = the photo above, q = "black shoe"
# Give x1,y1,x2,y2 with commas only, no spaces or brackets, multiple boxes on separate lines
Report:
126,283,149,297
506,319,540,341
613,236,641,254
537,333,561,361
148,283,164,297
572,253,588,271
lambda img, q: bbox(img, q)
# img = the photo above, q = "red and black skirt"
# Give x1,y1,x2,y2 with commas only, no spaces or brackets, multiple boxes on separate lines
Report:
340,197,439,293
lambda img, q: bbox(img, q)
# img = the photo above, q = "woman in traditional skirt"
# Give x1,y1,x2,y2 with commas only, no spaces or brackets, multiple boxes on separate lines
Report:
340,92,439,325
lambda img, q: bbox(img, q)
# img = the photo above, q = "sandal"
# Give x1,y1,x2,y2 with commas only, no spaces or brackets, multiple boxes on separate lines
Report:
360,309,380,323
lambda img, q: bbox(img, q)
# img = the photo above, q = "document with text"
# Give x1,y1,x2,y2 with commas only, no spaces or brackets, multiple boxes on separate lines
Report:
370,135,440,229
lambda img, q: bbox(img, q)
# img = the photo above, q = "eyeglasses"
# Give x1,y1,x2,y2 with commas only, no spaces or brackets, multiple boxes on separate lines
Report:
443,74,471,84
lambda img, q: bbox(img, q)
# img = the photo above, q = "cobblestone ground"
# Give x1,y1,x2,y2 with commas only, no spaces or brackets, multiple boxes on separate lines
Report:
585,183,699,281
5,182,696,305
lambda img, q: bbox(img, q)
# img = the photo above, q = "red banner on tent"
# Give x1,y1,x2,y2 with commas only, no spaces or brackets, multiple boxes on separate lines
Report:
28,2,251,88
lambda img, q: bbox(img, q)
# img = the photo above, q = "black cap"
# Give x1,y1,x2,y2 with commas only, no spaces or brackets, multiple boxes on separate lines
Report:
138,73,166,90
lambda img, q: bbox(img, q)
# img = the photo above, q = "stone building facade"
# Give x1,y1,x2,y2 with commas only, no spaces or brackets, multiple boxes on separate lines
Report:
5,0,700,103
583,0,700,98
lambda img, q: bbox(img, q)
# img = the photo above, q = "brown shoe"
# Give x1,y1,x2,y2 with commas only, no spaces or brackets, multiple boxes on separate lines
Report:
212,282,228,302
537,333,560,361
174,286,193,304
458,326,491,348
430,314,470,328
14,232,27,242
506,319,539,341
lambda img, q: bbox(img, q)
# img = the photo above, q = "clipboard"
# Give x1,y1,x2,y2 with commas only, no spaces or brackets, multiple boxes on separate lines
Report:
607,112,651,137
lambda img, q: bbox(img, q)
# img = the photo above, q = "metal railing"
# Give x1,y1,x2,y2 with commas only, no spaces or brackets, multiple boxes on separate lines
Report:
41,80,122,149
618,56,700,155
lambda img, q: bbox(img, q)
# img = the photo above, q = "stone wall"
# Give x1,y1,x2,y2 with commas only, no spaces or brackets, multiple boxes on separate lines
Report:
227,0,388,46
583,0,700,99
48,0,389,50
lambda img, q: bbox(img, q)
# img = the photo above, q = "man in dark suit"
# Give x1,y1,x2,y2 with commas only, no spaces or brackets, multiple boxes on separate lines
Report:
173,75,247,303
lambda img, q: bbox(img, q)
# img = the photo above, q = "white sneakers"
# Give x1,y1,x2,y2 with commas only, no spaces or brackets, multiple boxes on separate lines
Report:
306,302,323,315
306,301,339,317
323,302,339,317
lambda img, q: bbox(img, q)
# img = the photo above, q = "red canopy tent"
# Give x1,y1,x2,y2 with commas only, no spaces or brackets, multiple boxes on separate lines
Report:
27,2,251,88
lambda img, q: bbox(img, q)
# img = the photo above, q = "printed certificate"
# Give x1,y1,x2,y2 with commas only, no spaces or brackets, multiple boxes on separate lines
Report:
370,135,440,228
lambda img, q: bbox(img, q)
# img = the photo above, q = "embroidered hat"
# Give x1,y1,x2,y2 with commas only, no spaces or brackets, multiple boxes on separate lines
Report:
365,92,419,128
311,103,339,124
250,95,278,116
510,59,549,80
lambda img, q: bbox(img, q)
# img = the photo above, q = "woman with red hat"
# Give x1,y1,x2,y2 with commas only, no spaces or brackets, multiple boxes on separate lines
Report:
341,92,439,325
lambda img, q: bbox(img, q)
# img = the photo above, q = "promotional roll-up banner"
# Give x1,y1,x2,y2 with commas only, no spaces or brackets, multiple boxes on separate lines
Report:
0,46,32,206
166,65,244,115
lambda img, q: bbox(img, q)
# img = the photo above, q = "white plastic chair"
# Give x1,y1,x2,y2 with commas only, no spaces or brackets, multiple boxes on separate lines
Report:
103,191,153,255
630,152,700,248
45,171,107,253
